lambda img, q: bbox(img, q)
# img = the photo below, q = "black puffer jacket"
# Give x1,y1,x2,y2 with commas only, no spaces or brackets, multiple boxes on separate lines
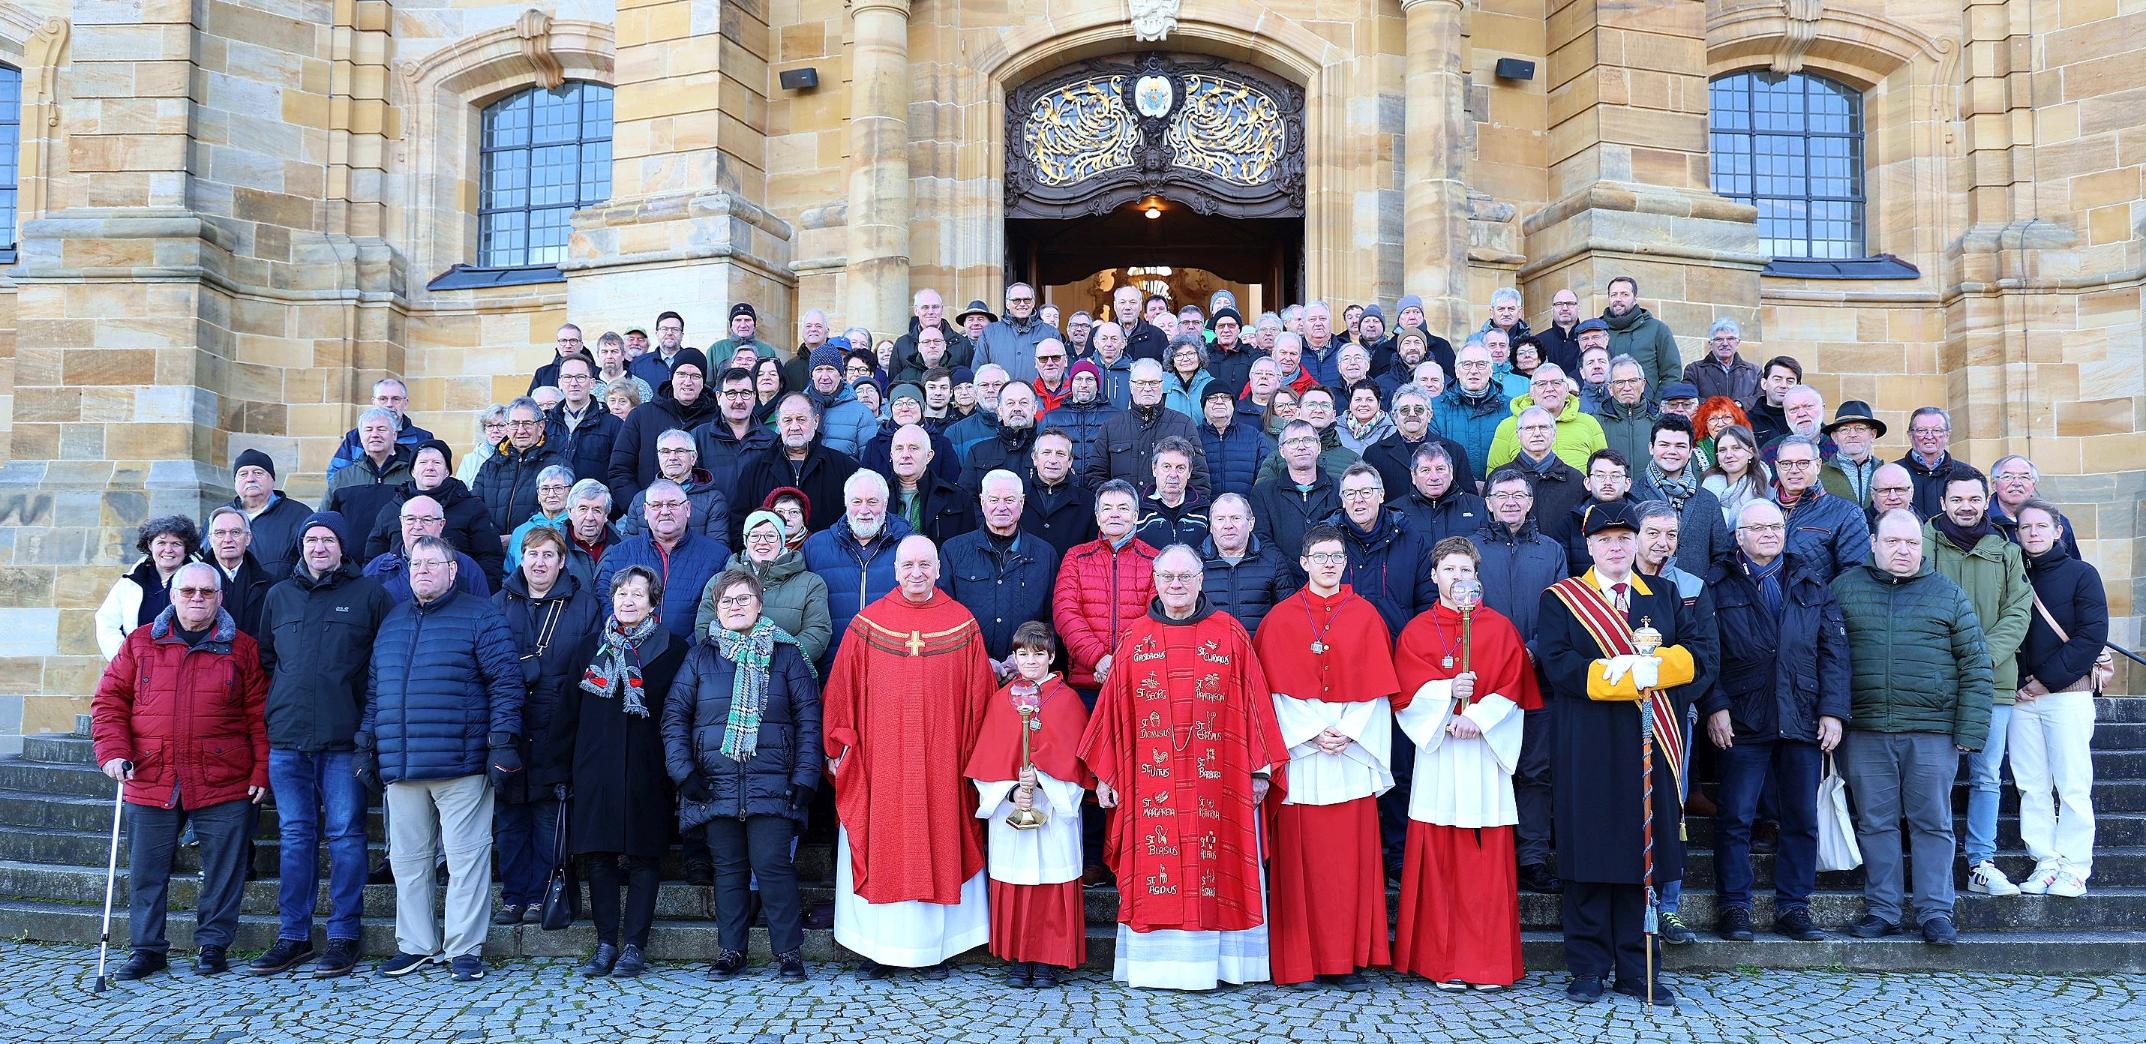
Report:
474,438,571,539
257,557,392,752
363,477,506,585
1701,552,1852,742
661,638,822,825
1199,535,1297,636
607,388,724,510
2020,545,2110,694
493,569,604,803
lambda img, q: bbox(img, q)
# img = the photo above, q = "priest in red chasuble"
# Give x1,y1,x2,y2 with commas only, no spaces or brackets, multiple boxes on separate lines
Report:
824,535,996,977
964,621,1093,987
1251,523,1399,991
1080,543,1289,991
1391,536,1541,989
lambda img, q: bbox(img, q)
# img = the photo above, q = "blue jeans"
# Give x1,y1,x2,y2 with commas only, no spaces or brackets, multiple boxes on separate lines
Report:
1964,704,2013,866
493,797,561,908
268,748,369,942
1714,737,1823,911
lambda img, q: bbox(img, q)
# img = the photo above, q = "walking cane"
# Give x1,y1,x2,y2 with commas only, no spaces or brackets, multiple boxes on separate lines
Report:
93,762,130,994
1630,623,1664,1011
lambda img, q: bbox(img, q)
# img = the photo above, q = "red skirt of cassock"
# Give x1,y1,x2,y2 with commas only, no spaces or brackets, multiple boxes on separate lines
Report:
1394,821,1524,986
986,879,1086,968
1268,798,1390,983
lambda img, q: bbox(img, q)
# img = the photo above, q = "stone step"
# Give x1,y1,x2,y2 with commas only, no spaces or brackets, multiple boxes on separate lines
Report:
5,895,2139,975
1683,810,2146,849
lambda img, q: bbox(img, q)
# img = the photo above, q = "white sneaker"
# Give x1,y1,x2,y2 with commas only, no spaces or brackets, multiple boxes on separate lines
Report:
2047,870,2088,898
2017,862,2060,895
1967,860,2020,896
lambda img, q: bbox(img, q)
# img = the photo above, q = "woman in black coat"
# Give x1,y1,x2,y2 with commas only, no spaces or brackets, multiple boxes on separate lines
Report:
661,567,821,982
538,564,685,979
2013,499,2108,896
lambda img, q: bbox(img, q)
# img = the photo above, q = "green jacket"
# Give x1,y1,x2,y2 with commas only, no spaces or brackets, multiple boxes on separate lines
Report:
1831,560,1994,750
1923,522,2033,703
691,549,833,665
1601,305,1684,398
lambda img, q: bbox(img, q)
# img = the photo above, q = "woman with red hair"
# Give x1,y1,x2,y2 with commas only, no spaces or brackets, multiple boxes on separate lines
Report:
1693,396,1750,475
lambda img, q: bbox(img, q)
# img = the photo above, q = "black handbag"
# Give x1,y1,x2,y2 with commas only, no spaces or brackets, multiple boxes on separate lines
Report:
538,796,578,930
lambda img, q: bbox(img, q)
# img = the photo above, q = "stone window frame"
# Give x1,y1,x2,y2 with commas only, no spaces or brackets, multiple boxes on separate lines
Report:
1707,12,1954,284
394,14,614,302
0,12,66,270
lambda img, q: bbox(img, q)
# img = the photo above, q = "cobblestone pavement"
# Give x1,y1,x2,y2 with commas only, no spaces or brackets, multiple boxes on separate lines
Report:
3,943,2135,1043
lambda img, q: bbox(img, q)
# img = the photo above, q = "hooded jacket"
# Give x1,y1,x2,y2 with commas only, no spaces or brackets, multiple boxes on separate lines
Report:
1199,534,1296,637
474,435,571,539
92,607,270,810
259,537,393,753
2019,544,2109,694
1924,520,2033,702
606,382,724,510
618,466,733,545
1432,382,1510,481
545,399,623,485
1701,551,1852,742
362,476,506,586
807,381,879,459
1327,507,1439,636
693,548,833,663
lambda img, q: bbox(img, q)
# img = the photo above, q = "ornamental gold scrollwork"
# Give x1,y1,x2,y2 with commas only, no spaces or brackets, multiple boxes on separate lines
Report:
1165,74,1285,187
1023,76,1141,187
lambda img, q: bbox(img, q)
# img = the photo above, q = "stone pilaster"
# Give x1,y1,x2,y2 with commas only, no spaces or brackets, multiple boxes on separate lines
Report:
1519,0,1761,353
1401,0,1471,337
842,0,911,338
564,0,795,349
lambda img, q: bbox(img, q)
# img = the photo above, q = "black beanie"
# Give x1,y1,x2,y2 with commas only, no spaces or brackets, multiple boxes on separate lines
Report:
233,448,276,479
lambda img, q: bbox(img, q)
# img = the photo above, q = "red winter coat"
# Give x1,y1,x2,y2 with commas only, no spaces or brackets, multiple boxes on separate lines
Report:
91,609,270,810
1051,537,1159,689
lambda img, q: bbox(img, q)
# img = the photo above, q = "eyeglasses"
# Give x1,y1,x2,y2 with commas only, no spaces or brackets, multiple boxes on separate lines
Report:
1487,491,1532,502
1740,523,1787,535
402,514,444,525
1035,355,1066,363
508,419,541,429
1130,379,1164,387
1280,437,1317,448
1775,458,1817,470
1911,427,1949,437
646,500,689,512
559,373,593,382
1457,360,1491,370
174,587,218,599
1340,488,1382,500
407,558,452,572
1395,405,1429,416
716,594,758,608
1609,378,1645,388
1154,571,1200,585
657,447,694,455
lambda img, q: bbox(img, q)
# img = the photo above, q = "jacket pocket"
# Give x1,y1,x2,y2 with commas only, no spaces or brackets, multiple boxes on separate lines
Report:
201,740,250,788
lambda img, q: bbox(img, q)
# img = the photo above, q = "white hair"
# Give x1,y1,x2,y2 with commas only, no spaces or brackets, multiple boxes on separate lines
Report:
980,469,1025,496
844,468,891,500
1490,287,1522,308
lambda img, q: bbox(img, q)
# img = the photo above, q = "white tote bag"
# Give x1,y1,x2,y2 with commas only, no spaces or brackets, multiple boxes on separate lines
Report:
1816,753,1863,872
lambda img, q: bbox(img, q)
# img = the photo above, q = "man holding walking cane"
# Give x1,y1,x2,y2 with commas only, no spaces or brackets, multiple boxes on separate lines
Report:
1536,503,1715,1008
91,561,270,980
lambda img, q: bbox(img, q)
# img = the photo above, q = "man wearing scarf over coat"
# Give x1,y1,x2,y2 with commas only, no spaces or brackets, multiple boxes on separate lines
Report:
1535,501,1714,1007
1251,524,1399,991
1391,537,1541,989
1081,544,1289,991
823,535,996,976
964,621,1094,986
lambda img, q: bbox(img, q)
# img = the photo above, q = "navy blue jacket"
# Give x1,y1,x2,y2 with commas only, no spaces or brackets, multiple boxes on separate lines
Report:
862,418,963,487
361,586,525,783
690,418,778,494
1200,535,1297,636
801,514,915,662
938,529,1061,660
1020,471,1097,559
594,528,731,644
1329,508,1439,637
663,639,822,826
1248,471,1340,561
545,403,622,485
961,424,1039,497
258,558,392,753
1781,487,1871,581
1040,397,1117,478
1388,487,1489,550
1199,418,1275,501
491,569,604,802
1361,432,1478,506
1471,518,1565,641
1702,552,1852,742
894,472,979,548
473,439,571,538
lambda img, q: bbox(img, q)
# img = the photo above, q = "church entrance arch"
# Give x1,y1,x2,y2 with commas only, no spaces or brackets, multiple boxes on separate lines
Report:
1003,51,1306,318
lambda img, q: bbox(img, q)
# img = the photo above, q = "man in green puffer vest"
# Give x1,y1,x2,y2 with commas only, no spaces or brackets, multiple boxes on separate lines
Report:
1831,509,1993,948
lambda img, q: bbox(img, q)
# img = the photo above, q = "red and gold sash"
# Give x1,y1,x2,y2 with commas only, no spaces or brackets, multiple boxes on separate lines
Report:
1547,575,1685,789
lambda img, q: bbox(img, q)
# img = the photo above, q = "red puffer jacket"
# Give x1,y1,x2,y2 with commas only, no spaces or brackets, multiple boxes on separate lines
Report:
1051,537,1160,689
91,609,269,810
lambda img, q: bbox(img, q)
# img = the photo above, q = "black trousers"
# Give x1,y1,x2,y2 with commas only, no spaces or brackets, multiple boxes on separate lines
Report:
1515,705,1555,866
1562,880,1663,984
582,854,660,948
707,815,803,955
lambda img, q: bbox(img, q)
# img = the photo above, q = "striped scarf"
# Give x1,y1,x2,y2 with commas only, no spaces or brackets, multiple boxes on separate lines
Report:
580,615,660,718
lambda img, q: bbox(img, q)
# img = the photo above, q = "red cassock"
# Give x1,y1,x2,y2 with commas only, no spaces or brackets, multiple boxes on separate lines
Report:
824,589,995,905
1079,602,1288,935
1252,586,1401,983
1390,602,1539,986
965,675,1094,967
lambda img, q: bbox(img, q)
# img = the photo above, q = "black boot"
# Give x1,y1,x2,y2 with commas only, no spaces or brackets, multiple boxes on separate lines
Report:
776,950,807,981
1517,862,1564,894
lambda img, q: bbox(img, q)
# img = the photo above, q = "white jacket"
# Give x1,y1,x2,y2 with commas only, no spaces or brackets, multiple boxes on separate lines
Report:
93,559,157,661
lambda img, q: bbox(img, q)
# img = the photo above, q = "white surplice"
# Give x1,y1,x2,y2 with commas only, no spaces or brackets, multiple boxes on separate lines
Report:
833,829,989,967
1114,819,1272,991
1269,694,1394,805
1392,679,1524,827
974,770,1085,885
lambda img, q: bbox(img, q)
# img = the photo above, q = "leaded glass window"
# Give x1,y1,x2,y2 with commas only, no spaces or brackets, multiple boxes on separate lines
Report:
0,64,20,250
477,81,612,268
1708,71,1865,260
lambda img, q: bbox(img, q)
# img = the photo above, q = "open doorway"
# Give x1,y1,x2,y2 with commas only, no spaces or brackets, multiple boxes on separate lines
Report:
1008,197,1303,318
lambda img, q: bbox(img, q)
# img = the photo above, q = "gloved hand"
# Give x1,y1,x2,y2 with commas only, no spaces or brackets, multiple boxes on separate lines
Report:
788,784,812,812
679,775,713,804
487,735,523,790
354,750,383,795
553,782,570,802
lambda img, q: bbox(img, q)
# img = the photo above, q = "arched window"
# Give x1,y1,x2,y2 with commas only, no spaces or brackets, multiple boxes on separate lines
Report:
1708,70,1864,260
477,81,612,268
0,63,21,251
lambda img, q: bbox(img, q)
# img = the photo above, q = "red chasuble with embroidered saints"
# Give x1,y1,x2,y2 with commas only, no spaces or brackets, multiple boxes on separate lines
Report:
824,589,995,905
1079,601,1288,934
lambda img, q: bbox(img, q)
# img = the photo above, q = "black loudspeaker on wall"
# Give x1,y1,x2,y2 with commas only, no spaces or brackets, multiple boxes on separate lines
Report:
780,67,820,91
1494,58,1536,81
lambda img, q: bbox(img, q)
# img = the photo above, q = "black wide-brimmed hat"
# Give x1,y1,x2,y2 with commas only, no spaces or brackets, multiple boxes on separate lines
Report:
1822,399,1887,438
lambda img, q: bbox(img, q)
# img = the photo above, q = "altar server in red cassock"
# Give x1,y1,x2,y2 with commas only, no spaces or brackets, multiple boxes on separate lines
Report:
1080,543,1290,991
1391,535,1542,989
824,535,996,977
965,621,1093,986
1252,523,1399,991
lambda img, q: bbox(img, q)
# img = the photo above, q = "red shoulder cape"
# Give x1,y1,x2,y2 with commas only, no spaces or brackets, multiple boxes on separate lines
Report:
1251,586,1399,704
1393,603,1541,712
964,675,1094,788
